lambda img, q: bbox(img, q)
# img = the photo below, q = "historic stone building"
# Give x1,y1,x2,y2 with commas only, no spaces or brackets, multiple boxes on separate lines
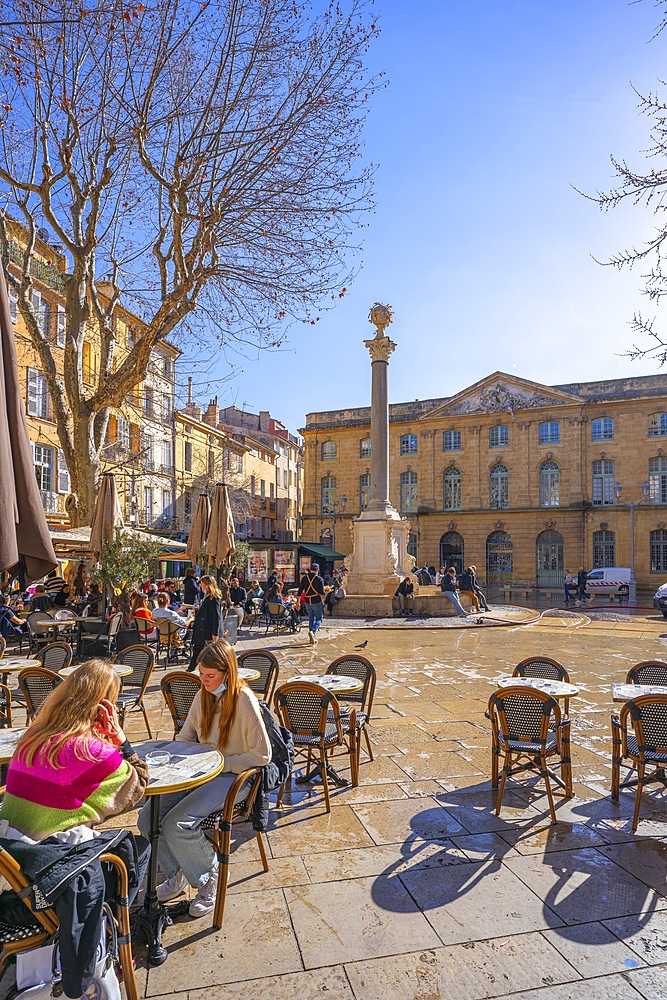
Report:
301,371,667,589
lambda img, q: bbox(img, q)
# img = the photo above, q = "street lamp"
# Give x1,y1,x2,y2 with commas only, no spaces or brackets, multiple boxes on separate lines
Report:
324,494,347,550
614,480,650,605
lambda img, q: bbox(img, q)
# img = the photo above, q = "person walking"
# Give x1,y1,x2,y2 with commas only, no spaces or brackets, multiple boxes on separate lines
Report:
440,567,469,617
394,576,415,615
577,566,589,603
457,567,481,612
469,565,490,611
183,568,201,607
187,575,223,671
563,569,577,603
297,562,325,645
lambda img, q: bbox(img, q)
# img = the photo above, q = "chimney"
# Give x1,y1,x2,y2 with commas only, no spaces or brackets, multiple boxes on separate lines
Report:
259,410,270,432
203,397,219,427
187,377,193,404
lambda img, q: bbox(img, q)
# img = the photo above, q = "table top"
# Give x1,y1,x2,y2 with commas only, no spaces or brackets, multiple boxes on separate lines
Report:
0,727,26,764
59,662,133,678
496,676,579,698
133,740,225,795
286,673,364,694
0,657,39,673
612,683,667,702
239,666,261,681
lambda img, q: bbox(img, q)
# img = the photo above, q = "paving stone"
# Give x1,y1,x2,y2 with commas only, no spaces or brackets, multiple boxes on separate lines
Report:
435,785,542,834
343,932,579,1000
603,910,667,965
496,974,645,999
624,964,667,999
190,966,355,1000
267,803,375,857
351,797,465,844
284,875,441,968
505,848,667,925
393,750,486,781
450,831,521,862
598,840,667,896
498,821,610,855
303,840,468,883
542,922,647,977
226,854,310,894
399,859,561,944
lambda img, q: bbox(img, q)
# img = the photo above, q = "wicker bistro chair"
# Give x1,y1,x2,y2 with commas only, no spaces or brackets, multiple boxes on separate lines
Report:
625,661,667,686
0,846,139,1000
263,601,297,636
0,635,5,659
237,650,280,703
52,608,78,644
156,620,184,666
160,671,201,738
134,617,157,646
611,693,667,830
79,613,123,659
114,645,155,739
18,667,62,723
201,768,268,930
487,685,572,824
243,598,265,630
325,655,377,764
513,656,571,715
38,641,73,674
274,681,357,812
26,611,53,654
0,685,12,728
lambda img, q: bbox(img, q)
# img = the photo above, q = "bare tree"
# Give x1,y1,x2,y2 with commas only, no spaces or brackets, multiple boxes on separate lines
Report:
0,0,379,522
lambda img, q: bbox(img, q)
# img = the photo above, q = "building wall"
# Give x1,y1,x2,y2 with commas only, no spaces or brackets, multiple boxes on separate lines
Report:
301,372,667,588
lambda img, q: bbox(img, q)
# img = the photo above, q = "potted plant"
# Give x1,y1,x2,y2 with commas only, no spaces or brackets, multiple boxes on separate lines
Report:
97,531,162,641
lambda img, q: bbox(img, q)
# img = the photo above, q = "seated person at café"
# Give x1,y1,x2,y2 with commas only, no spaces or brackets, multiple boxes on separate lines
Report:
51,582,73,608
138,640,271,918
165,580,182,608
228,577,247,628
30,584,52,613
84,582,103,616
266,581,299,629
132,592,156,637
0,593,28,637
152,592,190,638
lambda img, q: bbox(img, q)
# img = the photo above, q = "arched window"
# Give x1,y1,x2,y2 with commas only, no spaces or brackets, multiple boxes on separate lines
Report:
443,467,462,510
400,434,418,455
321,475,336,513
400,471,417,512
359,473,371,511
593,530,615,568
489,425,509,448
648,413,667,437
592,459,614,506
321,440,337,460
490,464,509,509
591,417,614,442
649,456,667,504
535,529,563,587
486,530,512,585
538,421,560,445
359,437,371,458
440,531,464,576
651,529,667,572
539,461,560,507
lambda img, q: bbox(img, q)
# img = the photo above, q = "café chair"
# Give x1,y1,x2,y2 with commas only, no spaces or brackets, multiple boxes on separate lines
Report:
325,655,377,764
38,641,72,674
263,601,296,635
513,656,571,715
156,620,183,665
611,693,667,830
487,685,572,824
52,608,78,644
26,612,53,654
18,667,62,722
0,684,12,728
161,671,201,738
274,681,357,813
79,613,123,659
135,617,157,646
625,661,667,686
114,645,155,739
0,636,5,659
201,768,267,930
0,846,139,999
237,650,280,703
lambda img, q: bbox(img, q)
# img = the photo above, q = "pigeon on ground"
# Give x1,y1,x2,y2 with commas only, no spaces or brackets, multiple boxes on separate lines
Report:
354,640,368,649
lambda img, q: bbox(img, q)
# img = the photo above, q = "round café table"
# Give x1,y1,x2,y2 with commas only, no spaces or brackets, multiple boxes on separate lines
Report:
59,662,133,678
0,657,39,686
0,727,26,764
238,666,261,682
132,740,225,965
495,676,579,699
285,673,363,695
612,682,667,702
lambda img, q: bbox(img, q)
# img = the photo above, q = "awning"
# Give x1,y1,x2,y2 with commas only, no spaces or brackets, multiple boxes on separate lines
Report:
299,543,346,561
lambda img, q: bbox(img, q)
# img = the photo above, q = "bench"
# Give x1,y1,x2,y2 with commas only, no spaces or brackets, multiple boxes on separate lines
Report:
502,582,534,600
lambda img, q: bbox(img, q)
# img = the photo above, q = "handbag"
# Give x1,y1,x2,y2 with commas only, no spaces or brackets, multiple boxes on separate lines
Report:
15,904,121,1000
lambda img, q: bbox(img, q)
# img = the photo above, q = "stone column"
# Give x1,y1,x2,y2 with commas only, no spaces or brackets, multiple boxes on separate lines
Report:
366,334,396,513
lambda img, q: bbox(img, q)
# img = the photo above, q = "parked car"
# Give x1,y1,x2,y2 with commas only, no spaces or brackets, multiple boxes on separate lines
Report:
586,567,631,597
653,582,667,617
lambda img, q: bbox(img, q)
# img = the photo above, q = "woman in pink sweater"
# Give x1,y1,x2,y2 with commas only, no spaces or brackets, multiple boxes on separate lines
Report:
137,639,271,918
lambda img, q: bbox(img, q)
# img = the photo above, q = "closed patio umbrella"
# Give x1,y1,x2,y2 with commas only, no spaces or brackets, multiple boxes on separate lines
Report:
207,484,236,568
185,493,211,566
0,265,57,583
89,472,124,553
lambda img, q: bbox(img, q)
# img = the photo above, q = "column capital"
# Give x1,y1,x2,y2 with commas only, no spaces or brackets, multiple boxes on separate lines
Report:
364,337,396,363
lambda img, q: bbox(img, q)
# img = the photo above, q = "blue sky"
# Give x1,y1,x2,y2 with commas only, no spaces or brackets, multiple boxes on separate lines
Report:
203,0,667,433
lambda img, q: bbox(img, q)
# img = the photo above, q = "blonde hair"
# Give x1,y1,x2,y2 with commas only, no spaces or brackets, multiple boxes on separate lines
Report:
200,575,222,600
17,659,121,768
197,640,244,748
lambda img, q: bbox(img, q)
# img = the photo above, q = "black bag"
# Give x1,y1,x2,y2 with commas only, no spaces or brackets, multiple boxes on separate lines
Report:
251,701,295,831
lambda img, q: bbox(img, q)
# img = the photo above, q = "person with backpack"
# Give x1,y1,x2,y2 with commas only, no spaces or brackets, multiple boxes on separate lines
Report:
458,567,481,612
297,562,325,645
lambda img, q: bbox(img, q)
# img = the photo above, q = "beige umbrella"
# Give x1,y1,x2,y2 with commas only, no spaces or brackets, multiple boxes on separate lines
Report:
89,472,124,552
207,484,236,568
185,493,211,565
0,266,57,583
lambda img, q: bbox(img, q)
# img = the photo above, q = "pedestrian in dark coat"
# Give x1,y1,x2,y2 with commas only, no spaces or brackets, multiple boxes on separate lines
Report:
188,575,223,671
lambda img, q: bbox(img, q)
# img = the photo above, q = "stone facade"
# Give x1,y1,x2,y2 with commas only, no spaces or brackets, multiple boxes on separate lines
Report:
301,371,667,588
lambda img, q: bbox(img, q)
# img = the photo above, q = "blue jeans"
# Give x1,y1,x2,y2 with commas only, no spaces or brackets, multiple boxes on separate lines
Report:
137,771,250,888
442,591,467,616
306,602,324,633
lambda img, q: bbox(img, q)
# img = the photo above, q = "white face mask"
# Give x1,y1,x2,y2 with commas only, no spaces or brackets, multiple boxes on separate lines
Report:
211,680,227,696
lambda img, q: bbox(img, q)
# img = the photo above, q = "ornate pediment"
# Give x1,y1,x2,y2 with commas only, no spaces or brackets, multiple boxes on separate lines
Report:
430,374,581,418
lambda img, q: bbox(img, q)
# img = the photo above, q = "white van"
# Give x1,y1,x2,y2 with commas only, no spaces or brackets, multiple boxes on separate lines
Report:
585,567,631,597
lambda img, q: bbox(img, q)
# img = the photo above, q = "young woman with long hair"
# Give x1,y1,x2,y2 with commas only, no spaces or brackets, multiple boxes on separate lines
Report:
131,592,156,637
1,659,149,839
138,639,271,918
187,574,223,671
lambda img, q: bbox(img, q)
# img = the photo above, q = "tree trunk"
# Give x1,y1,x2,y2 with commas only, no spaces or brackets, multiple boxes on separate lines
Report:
68,409,101,527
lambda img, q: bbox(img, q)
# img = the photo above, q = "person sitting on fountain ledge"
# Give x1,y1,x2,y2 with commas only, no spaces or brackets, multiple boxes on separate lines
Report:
440,567,469,617
395,576,415,615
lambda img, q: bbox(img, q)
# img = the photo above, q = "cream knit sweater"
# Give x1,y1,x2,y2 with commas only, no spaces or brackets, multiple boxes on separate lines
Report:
177,686,272,773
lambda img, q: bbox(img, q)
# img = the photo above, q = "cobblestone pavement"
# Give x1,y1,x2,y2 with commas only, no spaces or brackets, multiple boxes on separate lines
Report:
7,609,667,999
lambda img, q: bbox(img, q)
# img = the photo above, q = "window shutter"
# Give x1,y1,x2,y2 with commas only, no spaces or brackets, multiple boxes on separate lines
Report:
8,285,18,324
56,305,66,348
57,449,70,493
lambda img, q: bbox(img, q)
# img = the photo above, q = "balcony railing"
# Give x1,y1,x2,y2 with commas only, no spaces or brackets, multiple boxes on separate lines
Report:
40,490,60,513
